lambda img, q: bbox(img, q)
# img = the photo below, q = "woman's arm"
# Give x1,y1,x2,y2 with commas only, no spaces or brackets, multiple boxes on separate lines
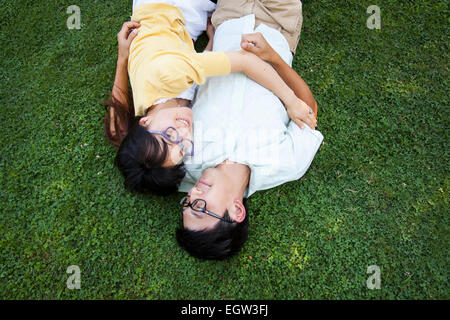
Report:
112,59,129,107
225,50,295,104
104,21,140,146
225,49,316,129
111,21,140,107
241,32,318,123
203,23,301,115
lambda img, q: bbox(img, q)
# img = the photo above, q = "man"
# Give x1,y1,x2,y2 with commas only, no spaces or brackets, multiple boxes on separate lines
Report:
176,0,324,260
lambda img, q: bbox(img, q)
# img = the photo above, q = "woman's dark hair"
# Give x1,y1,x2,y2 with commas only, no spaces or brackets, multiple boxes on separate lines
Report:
176,199,249,260
103,92,185,195
115,125,185,195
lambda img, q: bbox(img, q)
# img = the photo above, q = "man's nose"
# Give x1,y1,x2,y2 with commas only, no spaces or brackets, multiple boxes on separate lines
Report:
190,185,203,197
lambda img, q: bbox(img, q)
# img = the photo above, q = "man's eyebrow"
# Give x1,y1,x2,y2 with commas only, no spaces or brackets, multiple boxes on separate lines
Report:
182,207,201,219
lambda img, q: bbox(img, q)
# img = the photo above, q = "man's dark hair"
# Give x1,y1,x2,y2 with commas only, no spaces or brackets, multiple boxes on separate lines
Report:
115,125,185,195
176,199,249,260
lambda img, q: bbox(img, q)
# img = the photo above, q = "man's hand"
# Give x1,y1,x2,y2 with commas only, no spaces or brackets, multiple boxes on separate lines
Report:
204,18,215,52
241,32,280,64
206,17,215,40
117,21,140,62
286,96,317,130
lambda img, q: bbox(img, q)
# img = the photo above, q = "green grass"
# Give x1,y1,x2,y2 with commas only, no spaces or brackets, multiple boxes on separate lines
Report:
0,0,448,299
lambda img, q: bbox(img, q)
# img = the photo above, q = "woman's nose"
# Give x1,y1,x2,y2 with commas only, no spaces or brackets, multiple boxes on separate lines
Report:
175,125,190,140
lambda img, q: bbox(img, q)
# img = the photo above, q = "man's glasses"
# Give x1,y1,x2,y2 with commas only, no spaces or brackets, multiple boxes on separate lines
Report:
180,196,234,223
148,127,194,157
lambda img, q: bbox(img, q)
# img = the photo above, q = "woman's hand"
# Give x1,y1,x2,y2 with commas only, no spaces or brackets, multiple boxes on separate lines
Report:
117,21,140,62
286,96,317,130
241,32,280,64
241,32,319,128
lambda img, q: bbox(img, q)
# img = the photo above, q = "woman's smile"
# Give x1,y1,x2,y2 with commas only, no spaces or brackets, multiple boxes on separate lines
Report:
176,117,191,127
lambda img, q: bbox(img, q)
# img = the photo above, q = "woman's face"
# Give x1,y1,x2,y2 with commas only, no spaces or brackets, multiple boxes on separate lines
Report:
139,105,193,166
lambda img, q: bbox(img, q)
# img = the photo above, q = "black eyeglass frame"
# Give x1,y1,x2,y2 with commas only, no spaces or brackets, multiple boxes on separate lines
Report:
180,196,234,223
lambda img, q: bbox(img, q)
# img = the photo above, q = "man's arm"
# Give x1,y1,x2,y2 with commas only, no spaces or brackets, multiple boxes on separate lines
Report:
204,18,214,52
241,32,318,118
270,58,317,118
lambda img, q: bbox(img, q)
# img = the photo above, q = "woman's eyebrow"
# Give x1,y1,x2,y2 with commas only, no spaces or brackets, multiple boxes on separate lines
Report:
154,136,181,166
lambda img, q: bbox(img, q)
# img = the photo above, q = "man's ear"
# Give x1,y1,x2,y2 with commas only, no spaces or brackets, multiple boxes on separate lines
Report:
139,116,151,127
230,199,246,223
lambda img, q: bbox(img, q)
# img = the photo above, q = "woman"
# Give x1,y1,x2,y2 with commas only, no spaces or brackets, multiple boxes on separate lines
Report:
104,0,317,195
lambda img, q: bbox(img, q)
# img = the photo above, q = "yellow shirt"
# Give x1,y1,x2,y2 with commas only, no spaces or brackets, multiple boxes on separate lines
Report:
129,3,231,116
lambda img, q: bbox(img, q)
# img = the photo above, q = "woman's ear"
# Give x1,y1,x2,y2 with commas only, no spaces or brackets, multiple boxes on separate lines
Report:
230,199,246,223
139,116,151,127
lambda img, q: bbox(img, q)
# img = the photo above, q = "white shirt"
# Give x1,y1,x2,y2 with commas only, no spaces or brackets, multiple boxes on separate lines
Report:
179,14,324,197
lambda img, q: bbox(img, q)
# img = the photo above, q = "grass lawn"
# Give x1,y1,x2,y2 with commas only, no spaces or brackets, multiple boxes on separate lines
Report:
0,0,448,299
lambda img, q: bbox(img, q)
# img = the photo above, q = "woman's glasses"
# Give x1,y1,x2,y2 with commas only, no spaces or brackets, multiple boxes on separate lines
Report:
148,127,194,157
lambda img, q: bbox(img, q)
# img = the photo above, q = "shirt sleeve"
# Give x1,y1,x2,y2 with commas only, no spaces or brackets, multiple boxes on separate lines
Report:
247,121,324,196
286,122,324,175
132,51,231,116
189,51,231,81
281,122,324,181
153,51,231,91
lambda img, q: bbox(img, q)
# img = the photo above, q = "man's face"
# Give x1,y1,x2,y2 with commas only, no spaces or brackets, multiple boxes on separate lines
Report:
182,167,230,231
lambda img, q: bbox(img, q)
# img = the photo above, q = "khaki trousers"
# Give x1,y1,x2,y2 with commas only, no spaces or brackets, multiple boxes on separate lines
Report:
211,0,303,53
